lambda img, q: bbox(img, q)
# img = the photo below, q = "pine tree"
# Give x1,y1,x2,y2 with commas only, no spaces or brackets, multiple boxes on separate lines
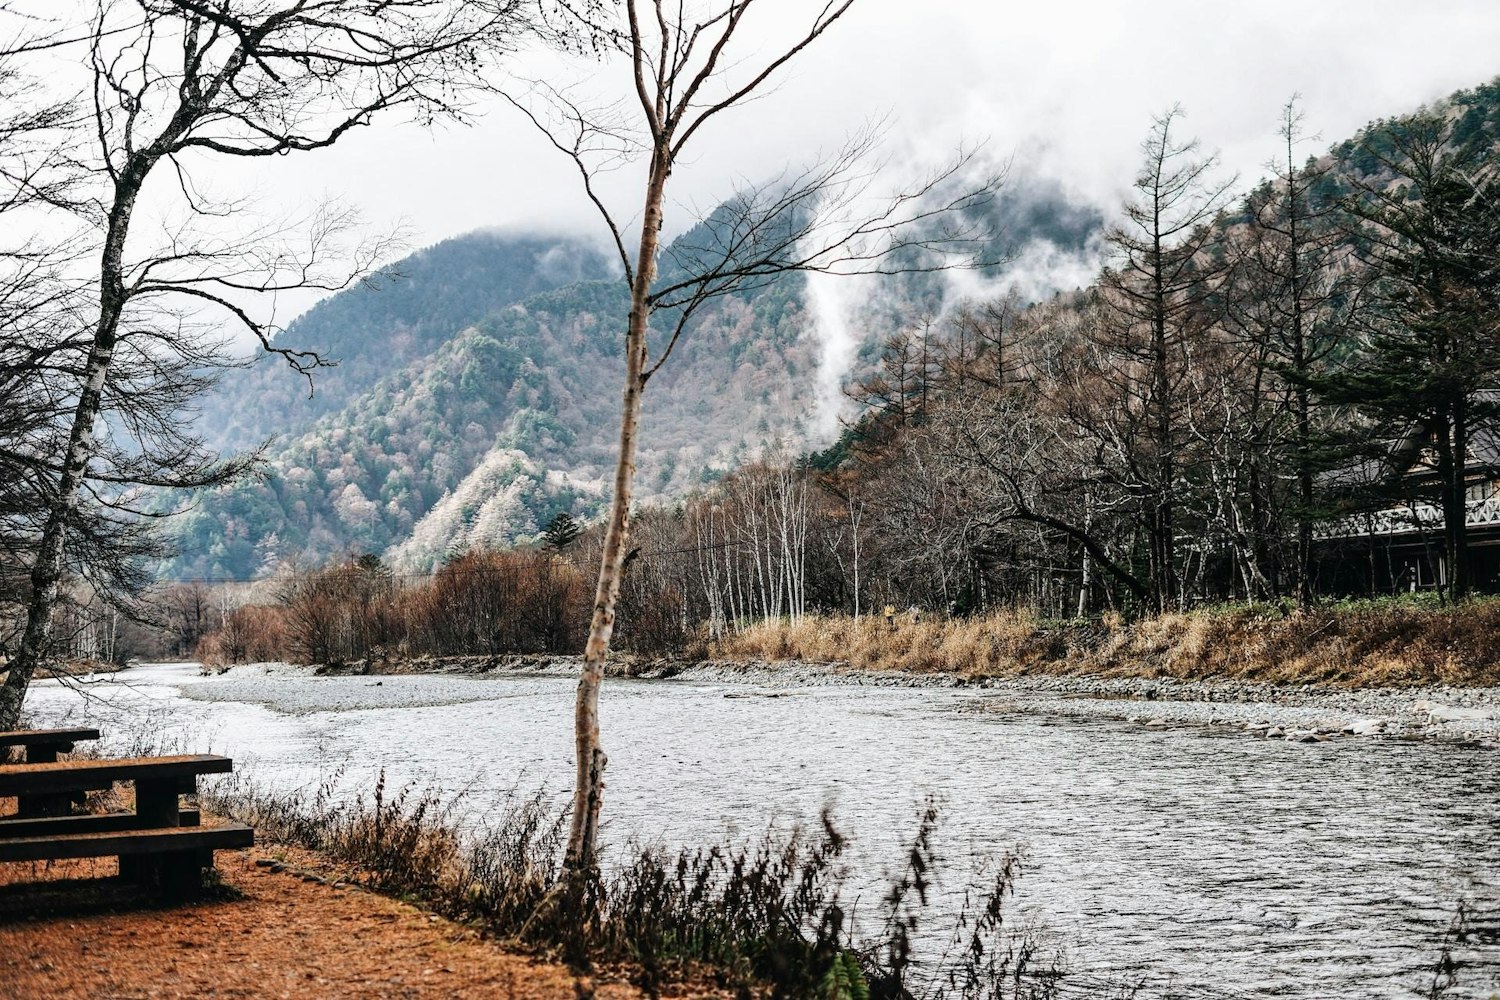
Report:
1318,112,1500,600
543,511,582,552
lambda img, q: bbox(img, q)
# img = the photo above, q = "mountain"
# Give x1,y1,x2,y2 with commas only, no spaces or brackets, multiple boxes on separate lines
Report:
197,231,616,454
161,174,1107,580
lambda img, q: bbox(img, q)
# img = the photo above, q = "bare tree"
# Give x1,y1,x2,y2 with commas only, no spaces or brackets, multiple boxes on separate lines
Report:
0,0,531,728
1228,97,1365,605
1096,107,1235,611
515,0,993,882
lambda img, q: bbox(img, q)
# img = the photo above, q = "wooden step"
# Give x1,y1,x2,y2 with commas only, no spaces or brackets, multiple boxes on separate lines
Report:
0,755,233,796
0,728,101,748
0,822,253,864
0,808,201,839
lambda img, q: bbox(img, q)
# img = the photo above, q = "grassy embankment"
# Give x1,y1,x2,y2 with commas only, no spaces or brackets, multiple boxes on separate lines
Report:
204,776,1085,999
704,595,1500,687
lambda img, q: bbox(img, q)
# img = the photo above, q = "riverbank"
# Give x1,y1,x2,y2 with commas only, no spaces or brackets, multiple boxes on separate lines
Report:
267,648,1500,749
707,599,1500,687
0,836,715,999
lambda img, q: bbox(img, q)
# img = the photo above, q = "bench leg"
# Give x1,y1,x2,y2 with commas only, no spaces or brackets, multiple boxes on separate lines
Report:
119,851,212,900
119,855,147,884
158,851,207,901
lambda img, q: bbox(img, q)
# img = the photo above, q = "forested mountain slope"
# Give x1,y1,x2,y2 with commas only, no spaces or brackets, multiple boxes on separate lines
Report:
198,231,614,454
800,75,1500,615
163,174,1105,580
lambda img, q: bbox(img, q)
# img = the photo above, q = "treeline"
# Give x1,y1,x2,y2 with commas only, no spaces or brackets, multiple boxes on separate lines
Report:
21,86,1500,672
171,89,1500,668
818,96,1500,615
183,550,584,667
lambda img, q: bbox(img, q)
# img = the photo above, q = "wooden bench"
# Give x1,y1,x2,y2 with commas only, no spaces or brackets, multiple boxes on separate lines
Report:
0,728,103,815
0,806,202,838
0,727,101,763
0,755,253,898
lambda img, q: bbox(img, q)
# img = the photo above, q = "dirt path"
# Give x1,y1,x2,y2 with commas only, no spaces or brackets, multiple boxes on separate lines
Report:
0,844,712,999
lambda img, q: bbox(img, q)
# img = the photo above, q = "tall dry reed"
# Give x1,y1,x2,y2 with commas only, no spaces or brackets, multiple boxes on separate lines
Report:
707,598,1500,686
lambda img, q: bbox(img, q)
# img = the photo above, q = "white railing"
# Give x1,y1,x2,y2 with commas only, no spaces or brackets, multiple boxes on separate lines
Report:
1314,495,1500,540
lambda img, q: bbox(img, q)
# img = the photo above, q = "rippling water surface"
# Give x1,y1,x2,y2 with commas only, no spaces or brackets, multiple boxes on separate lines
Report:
27,662,1500,999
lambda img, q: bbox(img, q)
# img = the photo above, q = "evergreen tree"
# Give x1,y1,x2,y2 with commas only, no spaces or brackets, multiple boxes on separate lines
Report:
1319,112,1500,599
1097,107,1235,611
1232,97,1365,605
543,511,582,551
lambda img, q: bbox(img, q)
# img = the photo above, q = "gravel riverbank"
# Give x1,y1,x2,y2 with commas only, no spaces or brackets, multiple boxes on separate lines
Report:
302,652,1500,749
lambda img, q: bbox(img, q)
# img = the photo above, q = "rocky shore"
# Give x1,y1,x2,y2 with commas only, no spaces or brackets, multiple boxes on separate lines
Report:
302,652,1500,749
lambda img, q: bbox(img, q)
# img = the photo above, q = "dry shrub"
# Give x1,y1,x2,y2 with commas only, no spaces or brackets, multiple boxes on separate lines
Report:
402,551,587,656
194,550,589,666
195,604,289,666
717,610,1059,676
207,774,1081,999
614,581,689,655
711,598,1500,687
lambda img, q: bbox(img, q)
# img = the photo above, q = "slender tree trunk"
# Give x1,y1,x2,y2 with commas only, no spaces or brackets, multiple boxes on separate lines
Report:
564,146,669,875
1288,157,1315,609
1446,403,1470,600
0,171,142,730
1149,219,1177,613
850,498,861,620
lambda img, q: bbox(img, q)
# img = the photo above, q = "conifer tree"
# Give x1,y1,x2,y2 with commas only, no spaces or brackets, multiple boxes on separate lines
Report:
1232,97,1365,605
1097,107,1235,611
1318,112,1500,600
543,511,582,551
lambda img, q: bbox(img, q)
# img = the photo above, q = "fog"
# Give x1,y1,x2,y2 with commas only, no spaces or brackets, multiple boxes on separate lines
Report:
214,1,1500,250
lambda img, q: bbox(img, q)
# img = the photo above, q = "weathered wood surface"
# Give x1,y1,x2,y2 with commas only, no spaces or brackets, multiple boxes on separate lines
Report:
0,822,252,863
0,728,100,748
0,728,101,765
0,755,231,797
0,808,200,839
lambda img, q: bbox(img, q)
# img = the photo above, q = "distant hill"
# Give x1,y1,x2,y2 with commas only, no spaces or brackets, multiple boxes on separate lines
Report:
160,172,1109,580
198,231,615,454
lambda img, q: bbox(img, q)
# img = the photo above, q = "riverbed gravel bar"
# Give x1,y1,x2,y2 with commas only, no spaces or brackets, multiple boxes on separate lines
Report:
679,660,1500,747
317,653,1500,748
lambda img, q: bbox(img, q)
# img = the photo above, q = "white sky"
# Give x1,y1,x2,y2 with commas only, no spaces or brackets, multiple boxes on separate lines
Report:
222,0,1500,257
10,0,1500,318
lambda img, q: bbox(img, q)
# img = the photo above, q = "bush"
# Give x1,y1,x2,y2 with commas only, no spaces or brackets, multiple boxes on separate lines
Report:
204,776,1097,999
709,598,1500,686
195,549,590,666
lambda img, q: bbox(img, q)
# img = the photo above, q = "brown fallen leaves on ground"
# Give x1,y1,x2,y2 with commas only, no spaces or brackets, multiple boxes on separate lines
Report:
0,843,726,999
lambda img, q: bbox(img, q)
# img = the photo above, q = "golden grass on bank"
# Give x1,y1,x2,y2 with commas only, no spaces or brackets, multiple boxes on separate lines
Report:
707,597,1500,687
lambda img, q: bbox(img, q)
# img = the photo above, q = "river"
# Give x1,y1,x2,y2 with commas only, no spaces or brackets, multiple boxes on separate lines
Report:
24,661,1500,999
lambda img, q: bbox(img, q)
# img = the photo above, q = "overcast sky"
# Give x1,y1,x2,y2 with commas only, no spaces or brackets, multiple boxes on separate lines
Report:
221,0,1500,258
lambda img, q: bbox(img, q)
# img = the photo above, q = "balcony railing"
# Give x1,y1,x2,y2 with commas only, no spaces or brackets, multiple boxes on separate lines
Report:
1313,495,1500,540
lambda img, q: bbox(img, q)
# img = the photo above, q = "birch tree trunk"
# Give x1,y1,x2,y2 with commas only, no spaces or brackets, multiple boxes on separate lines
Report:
564,144,668,873
0,162,143,730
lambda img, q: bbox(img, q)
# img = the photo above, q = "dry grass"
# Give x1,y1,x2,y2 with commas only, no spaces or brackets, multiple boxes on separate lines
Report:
707,596,1500,687
202,775,1082,1000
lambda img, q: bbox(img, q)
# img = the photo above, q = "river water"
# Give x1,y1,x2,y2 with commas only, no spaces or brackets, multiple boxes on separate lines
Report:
24,662,1500,999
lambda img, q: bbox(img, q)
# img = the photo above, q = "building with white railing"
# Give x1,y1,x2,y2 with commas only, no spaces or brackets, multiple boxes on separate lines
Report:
1311,474,1500,593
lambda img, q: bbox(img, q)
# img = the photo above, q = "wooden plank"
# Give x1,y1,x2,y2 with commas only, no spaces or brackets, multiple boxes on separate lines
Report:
0,809,200,839
0,728,100,747
0,755,233,797
0,823,253,863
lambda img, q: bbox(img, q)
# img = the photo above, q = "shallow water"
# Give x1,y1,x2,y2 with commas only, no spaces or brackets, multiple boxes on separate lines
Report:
27,662,1500,998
